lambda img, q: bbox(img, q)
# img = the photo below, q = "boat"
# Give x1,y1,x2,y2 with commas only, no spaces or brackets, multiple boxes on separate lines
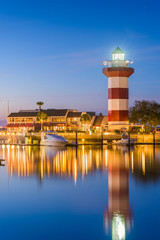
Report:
40,132,68,147
114,138,136,145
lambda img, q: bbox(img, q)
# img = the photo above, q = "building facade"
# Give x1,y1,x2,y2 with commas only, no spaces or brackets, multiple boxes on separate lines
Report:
92,115,108,133
7,109,99,132
7,109,69,132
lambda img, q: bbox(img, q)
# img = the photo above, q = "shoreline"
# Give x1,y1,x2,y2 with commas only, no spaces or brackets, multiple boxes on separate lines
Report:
0,142,160,147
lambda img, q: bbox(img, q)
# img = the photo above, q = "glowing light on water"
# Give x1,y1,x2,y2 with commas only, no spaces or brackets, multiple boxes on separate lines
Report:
142,152,145,175
131,152,134,173
112,214,126,240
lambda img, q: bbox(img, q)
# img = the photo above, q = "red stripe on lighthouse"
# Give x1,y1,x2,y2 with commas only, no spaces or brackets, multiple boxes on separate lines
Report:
108,88,128,99
108,110,129,121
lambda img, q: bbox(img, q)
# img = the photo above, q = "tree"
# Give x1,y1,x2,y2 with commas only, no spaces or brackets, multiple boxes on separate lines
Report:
36,101,45,131
80,113,91,131
129,100,160,132
36,101,44,111
37,111,48,131
114,129,120,135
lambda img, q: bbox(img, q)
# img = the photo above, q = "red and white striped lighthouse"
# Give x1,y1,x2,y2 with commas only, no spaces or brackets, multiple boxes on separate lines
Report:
102,47,134,130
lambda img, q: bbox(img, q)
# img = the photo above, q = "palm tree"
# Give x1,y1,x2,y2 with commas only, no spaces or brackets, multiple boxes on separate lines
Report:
80,113,91,131
36,101,44,111
37,111,48,131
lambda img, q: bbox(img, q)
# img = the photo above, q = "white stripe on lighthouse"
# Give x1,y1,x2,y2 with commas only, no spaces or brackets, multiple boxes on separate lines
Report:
108,99,129,111
108,121,129,125
108,77,128,88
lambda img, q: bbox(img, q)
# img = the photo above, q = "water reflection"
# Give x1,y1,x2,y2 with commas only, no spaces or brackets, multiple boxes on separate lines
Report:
104,147,133,240
1,144,160,239
130,145,160,182
1,145,108,182
2,144,159,183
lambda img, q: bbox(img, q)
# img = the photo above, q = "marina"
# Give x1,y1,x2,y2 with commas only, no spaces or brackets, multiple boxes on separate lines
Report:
0,0,159,238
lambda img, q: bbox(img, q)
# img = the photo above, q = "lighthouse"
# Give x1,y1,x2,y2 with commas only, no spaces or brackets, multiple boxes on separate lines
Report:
102,47,134,130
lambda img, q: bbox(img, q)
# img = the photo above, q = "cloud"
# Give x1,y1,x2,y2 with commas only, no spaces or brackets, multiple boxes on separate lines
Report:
131,45,160,61
28,48,105,70
135,45,160,54
0,73,14,77
29,48,103,61
125,29,148,39
135,55,160,61
7,20,45,26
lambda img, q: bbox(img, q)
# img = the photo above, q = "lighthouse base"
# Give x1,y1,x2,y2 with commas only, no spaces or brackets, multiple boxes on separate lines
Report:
108,121,129,131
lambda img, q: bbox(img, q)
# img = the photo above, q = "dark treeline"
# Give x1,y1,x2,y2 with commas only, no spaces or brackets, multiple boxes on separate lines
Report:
129,100,160,132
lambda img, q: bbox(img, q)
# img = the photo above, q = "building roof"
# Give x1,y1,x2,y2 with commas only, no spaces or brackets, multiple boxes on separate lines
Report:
8,111,39,117
8,109,69,118
67,111,82,118
112,47,124,55
8,109,95,118
87,111,96,116
92,116,104,127
44,109,68,117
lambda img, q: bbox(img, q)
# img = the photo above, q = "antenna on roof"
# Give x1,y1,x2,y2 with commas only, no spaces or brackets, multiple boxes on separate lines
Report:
8,100,9,115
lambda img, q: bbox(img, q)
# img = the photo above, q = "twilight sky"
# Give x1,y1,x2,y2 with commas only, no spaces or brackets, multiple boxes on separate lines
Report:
0,0,160,123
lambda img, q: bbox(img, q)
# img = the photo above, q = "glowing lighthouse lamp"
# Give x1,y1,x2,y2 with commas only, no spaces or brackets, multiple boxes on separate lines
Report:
102,47,134,131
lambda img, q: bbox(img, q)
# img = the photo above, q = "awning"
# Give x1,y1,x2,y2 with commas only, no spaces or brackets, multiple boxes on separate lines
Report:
6,124,15,128
25,123,33,127
6,122,66,128
19,123,26,127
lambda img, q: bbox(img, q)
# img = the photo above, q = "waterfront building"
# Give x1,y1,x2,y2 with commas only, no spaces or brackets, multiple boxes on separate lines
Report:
7,109,69,132
67,111,84,130
92,115,108,133
102,47,134,130
7,108,99,132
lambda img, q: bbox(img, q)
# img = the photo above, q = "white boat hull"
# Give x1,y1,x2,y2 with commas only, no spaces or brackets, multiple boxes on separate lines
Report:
40,132,68,147
40,140,67,147
114,138,136,145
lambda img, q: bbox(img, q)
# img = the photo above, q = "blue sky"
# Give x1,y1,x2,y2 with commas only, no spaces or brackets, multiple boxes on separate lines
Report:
0,0,160,123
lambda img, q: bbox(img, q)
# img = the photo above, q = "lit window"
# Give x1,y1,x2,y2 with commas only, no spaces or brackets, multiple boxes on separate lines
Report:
26,118,33,122
112,53,124,61
15,118,20,122
60,118,65,122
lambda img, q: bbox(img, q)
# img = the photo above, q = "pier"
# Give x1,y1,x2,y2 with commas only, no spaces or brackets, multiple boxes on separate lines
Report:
0,132,160,146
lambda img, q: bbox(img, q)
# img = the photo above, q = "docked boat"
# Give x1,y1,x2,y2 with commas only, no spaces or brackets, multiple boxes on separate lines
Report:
114,138,136,145
40,132,68,147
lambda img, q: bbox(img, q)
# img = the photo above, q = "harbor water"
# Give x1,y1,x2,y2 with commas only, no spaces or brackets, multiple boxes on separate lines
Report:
0,144,159,239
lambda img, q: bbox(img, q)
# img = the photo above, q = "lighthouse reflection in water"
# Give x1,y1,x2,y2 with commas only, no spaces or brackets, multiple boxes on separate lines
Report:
0,144,160,240
104,148,133,240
